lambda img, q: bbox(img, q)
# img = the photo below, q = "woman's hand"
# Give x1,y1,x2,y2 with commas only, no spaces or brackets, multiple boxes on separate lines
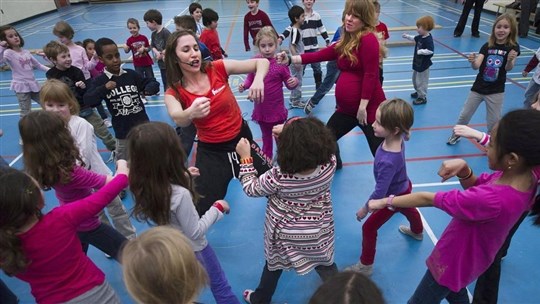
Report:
356,105,367,125
188,97,211,119
235,137,252,159
532,101,540,111
248,81,264,103
438,159,468,182
272,124,284,138
187,166,200,178
275,51,288,65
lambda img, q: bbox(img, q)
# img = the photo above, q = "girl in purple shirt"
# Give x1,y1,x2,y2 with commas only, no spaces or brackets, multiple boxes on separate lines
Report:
368,109,540,304
348,98,423,276
239,26,298,159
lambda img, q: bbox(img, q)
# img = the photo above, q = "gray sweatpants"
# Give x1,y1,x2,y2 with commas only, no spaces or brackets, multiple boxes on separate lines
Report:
456,91,504,133
413,69,430,99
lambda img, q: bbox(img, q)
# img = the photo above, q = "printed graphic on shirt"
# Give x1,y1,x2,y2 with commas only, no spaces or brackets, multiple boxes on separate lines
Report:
106,85,144,116
18,54,34,70
212,85,226,96
483,54,504,82
130,41,146,58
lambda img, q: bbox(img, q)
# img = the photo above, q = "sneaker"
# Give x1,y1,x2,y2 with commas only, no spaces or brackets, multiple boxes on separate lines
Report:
290,99,307,109
410,92,418,98
104,253,113,259
345,262,373,276
141,96,148,104
413,97,427,105
304,99,315,115
447,133,461,145
107,150,116,163
398,225,423,241
104,118,112,128
119,189,127,200
243,289,254,304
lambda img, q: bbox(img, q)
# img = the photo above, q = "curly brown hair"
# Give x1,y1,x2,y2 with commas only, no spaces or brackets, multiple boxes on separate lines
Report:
277,117,336,174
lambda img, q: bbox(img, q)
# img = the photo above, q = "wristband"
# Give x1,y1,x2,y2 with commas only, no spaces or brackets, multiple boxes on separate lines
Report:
240,157,253,164
457,167,473,180
386,195,396,211
287,54,292,66
477,133,489,147
213,201,225,213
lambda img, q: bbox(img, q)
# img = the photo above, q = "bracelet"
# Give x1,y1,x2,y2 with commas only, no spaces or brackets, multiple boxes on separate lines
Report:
287,54,292,66
477,133,489,147
213,201,225,213
457,167,473,180
240,157,253,164
386,195,396,211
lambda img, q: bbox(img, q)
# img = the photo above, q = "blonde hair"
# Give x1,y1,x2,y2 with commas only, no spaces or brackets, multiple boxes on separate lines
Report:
39,79,80,115
488,13,518,48
254,26,278,48
335,0,377,65
122,226,208,304
378,98,414,141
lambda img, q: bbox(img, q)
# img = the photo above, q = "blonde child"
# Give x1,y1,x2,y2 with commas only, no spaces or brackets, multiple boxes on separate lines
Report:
19,111,128,260
53,21,98,80
40,79,136,241
447,13,519,145
127,121,239,304
236,117,338,304
368,109,540,303
0,161,128,303
239,26,298,158
402,16,434,105
122,226,208,304
350,98,423,276
0,25,49,119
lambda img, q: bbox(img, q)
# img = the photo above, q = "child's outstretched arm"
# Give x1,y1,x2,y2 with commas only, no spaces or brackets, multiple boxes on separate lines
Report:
522,54,539,77
368,192,435,212
453,125,489,146
438,159,477,189
236,137,279,197
401,33,414,41
468,52,483,70
505,49,519,71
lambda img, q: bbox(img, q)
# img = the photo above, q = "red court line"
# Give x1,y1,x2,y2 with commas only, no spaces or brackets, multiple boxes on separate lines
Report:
343,152,486,167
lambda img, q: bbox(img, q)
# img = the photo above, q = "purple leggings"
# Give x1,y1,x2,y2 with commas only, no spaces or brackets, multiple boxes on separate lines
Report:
196,245,240,304
258,120,284,159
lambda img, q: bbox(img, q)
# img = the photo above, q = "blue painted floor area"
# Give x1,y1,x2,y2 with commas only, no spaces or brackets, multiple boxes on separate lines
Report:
1,0,540,303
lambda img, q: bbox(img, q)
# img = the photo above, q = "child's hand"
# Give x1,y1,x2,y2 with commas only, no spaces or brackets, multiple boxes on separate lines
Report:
238,83,245,93
235,138,251,159
467,52,476,63
105,81,116,90
286,76,298,88
187,166,200,178
189,97,211,119
156,51,163,60
532,101,540,111
272,124,284,138
0,40,7,47
522,70,529,77
367,198,386,212
123,45,130,53
438,159,468,182
223,52,228,58
215,199,230,214
275,51,288,65
136,46,145,55
115,159,129,176
293,63,302,73
453,125,483,141
75,81,86,89
356,205,369,222
277,37,283,45
507,49,518,61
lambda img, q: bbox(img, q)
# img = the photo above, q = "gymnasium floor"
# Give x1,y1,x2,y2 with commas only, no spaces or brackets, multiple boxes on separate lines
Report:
1,0,539,303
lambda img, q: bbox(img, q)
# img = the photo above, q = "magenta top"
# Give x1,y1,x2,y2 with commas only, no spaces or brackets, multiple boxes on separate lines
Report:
429,169,539,292
53,166,107,231
16,174,128,304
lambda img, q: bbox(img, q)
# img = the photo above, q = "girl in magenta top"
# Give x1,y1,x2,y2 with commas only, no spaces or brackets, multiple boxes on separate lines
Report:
278,0,386,168
239,26,298,158
19,111,127,260
0,163,128,304
367,109,540,303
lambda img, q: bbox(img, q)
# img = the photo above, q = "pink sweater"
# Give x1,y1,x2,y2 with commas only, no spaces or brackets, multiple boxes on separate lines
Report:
301,32,385,124
429,169,539,291
68,44,98,80
16,174,128,304
0,46,49,92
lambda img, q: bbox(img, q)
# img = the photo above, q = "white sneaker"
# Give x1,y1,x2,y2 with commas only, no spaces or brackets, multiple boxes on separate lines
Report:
345,261,373,276
104,118,112,128
107,150,116,163
398,225,423,241
141,96,148,104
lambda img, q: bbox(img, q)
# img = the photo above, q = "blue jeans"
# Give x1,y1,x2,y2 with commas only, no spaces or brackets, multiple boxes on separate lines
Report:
78,223,128,261
310,60,340,105
523,78,540,108
408,270,469,304
196,245,240,304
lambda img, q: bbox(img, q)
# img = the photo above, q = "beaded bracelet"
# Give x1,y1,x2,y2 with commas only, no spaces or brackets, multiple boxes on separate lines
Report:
240,157,253,164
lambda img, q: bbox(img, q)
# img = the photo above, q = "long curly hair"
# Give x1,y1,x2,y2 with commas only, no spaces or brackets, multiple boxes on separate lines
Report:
19,111,83,187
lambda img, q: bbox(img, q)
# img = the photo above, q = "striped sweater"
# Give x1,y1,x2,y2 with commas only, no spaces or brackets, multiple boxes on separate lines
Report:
279,10,329,51
239,155,336,274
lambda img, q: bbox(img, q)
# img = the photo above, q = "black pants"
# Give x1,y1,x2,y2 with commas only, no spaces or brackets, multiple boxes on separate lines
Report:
326,111,383,167
176,123,197,157
518,0,538,36
472,212,528,304
195,121,271,216
0,279,18,304
79,223,128,261
454,0,485,36
250,262,338,304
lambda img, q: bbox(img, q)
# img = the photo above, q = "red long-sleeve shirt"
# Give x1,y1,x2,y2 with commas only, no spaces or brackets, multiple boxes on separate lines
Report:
243,9,273,51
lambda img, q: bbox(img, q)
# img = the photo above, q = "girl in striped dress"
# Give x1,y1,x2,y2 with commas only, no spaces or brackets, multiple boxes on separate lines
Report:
236,116,338,304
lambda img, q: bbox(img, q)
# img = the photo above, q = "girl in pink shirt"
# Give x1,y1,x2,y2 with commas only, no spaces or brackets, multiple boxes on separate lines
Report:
367,109,540,303
0,162,129,304
53,21,98,80
0,25,49,118
19,111,128,260
239,26,298,158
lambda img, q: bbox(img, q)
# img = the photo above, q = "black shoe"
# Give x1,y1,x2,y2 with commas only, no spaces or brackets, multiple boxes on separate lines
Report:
519,33,528,38
472,32,480,38
413,97,427,105
505,1,520,9
453,32,462,38
410,92,418,98
447,133,461,145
